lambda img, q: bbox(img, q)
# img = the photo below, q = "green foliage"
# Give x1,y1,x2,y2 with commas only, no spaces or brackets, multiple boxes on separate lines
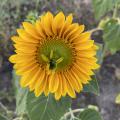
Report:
115,93,120,104
25,11,39,24
88,105,99,111
98,18,110,28
27,93,71,120
92,0,120,20
103,18,120,54
13,71,71,120
93,0,120,54
79,108,103,120
13,71,28,115
96,43,103,64
12,72,102,120
0,114,7,120
83,76,99,95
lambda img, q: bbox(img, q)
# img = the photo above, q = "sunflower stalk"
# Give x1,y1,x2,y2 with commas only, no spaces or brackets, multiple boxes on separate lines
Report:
113,3,118,18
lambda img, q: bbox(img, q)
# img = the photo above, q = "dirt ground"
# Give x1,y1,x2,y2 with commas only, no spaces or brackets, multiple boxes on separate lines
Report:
0,0,120,120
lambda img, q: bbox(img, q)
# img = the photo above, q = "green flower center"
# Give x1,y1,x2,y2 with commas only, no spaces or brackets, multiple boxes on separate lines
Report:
38,38,73,71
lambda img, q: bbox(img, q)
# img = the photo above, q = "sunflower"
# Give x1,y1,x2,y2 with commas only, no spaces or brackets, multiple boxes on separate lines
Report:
9,12,99,100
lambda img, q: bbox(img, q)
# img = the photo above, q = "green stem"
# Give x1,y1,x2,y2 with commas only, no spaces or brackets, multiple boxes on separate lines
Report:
0,113,9,120
99,44,108,65
35,0,40,11
113,3,118,18
102,45,107,58
60,108,84,120
0,102,8,112
0,102,10,120
87,27,103,33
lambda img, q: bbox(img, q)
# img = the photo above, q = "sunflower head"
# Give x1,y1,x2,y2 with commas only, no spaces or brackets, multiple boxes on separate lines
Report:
38,37,73,71
9,11,99,100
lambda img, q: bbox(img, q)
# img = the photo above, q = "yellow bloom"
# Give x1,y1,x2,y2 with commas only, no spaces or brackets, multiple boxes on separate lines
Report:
9,12,99,100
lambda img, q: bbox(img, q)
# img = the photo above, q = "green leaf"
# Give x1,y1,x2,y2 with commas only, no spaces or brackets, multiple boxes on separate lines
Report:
96,43,103,64
12,71,28,115
27,92,71,120
92,0,120,20
79,108,103,120
83,76,99,95
115,93,120,104
103,18,120,54
25,11,39,24
0,114,8,120
13,70,72,119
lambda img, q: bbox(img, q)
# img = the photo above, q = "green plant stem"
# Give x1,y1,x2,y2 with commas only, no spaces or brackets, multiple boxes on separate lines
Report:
69,108,75,119
61,108,84,120
113,3,118,18
0,102,10,120
13,117,22,120
35,0,40,11
0,102,8,112
101,44,108,63
87,27,103,33
0,113,9,120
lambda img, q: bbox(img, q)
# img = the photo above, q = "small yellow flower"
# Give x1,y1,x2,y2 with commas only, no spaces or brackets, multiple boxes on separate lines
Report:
9,12,99,100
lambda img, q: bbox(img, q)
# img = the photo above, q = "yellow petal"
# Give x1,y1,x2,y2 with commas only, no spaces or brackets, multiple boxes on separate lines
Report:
11,36,39,46
61,73,67,96
77,50,96,58
65,25,85,40
49,72,59,93
77,57,97,65
55,74,62,100
75,40,94,50
74,62,94,75
41,12,53,36
11,36,20,43
58,14,73,38
13,60,36,69
35,80,44,97
70,69,83,89
35,20,46,38
66,70,82,92
92,44,99,50
20,65,39,87
72,66,90,84
17,29,39,43
66,14,73,24
9,55,17,63
28,68,42,91
16,63,39,75
22,22,40,39
52,12,65,35
92,63,100,69
44,75,49,96
62,23,78,39
65,24,79,40
35,70,46,96
72,32,91,43
63,73,76,98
